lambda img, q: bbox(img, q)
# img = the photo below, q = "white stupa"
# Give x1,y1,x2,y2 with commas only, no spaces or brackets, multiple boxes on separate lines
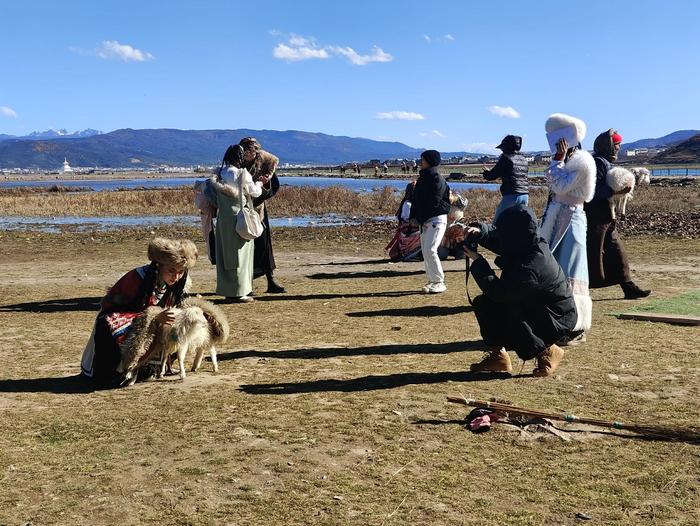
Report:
61,158,73,173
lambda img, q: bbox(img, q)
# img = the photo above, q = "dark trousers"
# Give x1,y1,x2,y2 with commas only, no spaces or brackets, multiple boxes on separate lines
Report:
585,201,631,288
472,295,548,361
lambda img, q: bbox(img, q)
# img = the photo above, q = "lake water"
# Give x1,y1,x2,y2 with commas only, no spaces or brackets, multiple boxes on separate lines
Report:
0,168,695,193
0,175,499,192
0,214,393,233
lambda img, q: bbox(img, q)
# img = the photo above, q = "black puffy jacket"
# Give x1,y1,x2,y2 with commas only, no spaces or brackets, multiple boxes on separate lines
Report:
483,153,529,196
409,167,451,224
470,205,577,341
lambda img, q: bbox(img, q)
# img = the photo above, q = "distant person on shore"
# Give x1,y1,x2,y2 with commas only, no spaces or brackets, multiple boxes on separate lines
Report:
239,137,286,294
410,159,417,174
482,135,529,219
374,165,379,177
464,205,575,376
539,114,596,344
80,237,197,386
585,129,651,299
410,150,451,293
210,144,264,303
383,162,388,175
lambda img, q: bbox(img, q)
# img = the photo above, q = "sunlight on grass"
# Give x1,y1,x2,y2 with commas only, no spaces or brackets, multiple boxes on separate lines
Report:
626,290,700,316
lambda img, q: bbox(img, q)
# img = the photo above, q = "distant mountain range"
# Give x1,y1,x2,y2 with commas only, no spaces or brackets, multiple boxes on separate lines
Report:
620,129,699,152
0,127,697,169
651,133,700,163
0,128,466,169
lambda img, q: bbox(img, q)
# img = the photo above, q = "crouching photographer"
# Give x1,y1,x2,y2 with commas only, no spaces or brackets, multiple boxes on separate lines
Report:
463,205,577,376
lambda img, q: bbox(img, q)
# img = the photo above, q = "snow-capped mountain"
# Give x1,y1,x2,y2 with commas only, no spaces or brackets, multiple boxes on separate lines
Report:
23,128,103,139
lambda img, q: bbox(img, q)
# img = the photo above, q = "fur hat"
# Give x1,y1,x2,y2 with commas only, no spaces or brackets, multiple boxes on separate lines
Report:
545,113,587,144
239,137,261,152
147,238,198,270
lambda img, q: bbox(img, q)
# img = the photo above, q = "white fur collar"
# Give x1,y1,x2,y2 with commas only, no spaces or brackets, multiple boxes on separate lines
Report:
564,149,596,201
565,149,595,176
209,173,240,199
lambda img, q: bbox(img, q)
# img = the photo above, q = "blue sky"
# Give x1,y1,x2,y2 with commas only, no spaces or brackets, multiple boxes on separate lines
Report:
1,0,698,152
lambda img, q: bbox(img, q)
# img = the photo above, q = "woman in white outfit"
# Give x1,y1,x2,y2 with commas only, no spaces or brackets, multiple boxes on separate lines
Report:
409,150,452,293
539,114,596,343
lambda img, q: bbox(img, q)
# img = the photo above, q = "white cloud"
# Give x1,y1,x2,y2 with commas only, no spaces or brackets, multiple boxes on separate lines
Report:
273,43,329,61
487,105,521,119
461,142,499,154
272,33,393,65
423,34,456,44
376,111,425,121
96,40,154,62
421,130,446,138
328,45,393,65
0,106,18,118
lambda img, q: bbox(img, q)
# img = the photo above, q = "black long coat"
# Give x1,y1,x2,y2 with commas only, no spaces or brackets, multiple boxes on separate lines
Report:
252,174,279,278
240,149,281,279
470,205,578,346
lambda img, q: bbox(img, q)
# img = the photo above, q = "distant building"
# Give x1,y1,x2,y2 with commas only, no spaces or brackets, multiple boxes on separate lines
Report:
61,158,73,173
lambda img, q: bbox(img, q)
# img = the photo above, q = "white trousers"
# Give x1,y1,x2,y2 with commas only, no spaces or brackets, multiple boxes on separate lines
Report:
420,215,447,284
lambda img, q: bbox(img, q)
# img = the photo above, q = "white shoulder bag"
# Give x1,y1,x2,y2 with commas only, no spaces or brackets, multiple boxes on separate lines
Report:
235,169,264,240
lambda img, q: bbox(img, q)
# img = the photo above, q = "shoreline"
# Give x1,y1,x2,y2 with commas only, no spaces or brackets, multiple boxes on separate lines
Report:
0,170,697,186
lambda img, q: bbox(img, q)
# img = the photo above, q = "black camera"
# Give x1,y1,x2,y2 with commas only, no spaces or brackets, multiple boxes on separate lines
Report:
462,232,479,252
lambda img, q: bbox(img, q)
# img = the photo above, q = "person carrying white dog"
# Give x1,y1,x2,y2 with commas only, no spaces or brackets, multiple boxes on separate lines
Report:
585,129,651,299
80,237,198,387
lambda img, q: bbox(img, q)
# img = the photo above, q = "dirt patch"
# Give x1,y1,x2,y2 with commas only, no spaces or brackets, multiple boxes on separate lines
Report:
0,232,698,525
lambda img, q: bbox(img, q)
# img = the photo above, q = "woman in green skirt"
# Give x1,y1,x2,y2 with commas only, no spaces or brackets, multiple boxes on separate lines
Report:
210,144,264,303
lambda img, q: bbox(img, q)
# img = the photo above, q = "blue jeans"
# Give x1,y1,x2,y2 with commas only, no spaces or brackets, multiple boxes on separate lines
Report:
494,193,529,220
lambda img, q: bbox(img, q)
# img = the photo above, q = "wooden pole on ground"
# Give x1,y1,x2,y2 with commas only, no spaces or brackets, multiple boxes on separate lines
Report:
447,396,700,444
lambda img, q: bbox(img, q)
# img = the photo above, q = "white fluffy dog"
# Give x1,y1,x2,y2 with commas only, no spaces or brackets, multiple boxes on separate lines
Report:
119,297,229,384
606,166,650,220
158,305,217,380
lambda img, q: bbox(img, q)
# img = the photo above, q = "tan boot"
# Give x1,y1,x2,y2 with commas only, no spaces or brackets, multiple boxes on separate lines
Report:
470,348,512,374
533,344,565,377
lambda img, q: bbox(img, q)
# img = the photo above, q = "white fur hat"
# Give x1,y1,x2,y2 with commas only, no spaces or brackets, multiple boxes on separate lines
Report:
545,113,587,144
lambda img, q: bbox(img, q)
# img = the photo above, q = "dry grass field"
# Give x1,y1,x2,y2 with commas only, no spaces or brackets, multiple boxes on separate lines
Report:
1,183,698,230
0,224,698,525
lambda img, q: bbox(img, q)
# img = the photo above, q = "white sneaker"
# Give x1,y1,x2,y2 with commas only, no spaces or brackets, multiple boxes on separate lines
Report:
421,282,433,293
428,282,447,293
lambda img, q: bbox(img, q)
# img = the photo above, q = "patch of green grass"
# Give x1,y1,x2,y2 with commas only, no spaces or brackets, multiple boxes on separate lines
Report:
626,290,700,317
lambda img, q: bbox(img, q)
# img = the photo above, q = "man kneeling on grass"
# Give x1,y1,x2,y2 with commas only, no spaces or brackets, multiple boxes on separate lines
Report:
463,205,576,376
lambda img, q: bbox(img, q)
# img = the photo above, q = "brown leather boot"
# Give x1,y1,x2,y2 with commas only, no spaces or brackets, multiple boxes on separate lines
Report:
470,348,513,374
533,344,565,377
